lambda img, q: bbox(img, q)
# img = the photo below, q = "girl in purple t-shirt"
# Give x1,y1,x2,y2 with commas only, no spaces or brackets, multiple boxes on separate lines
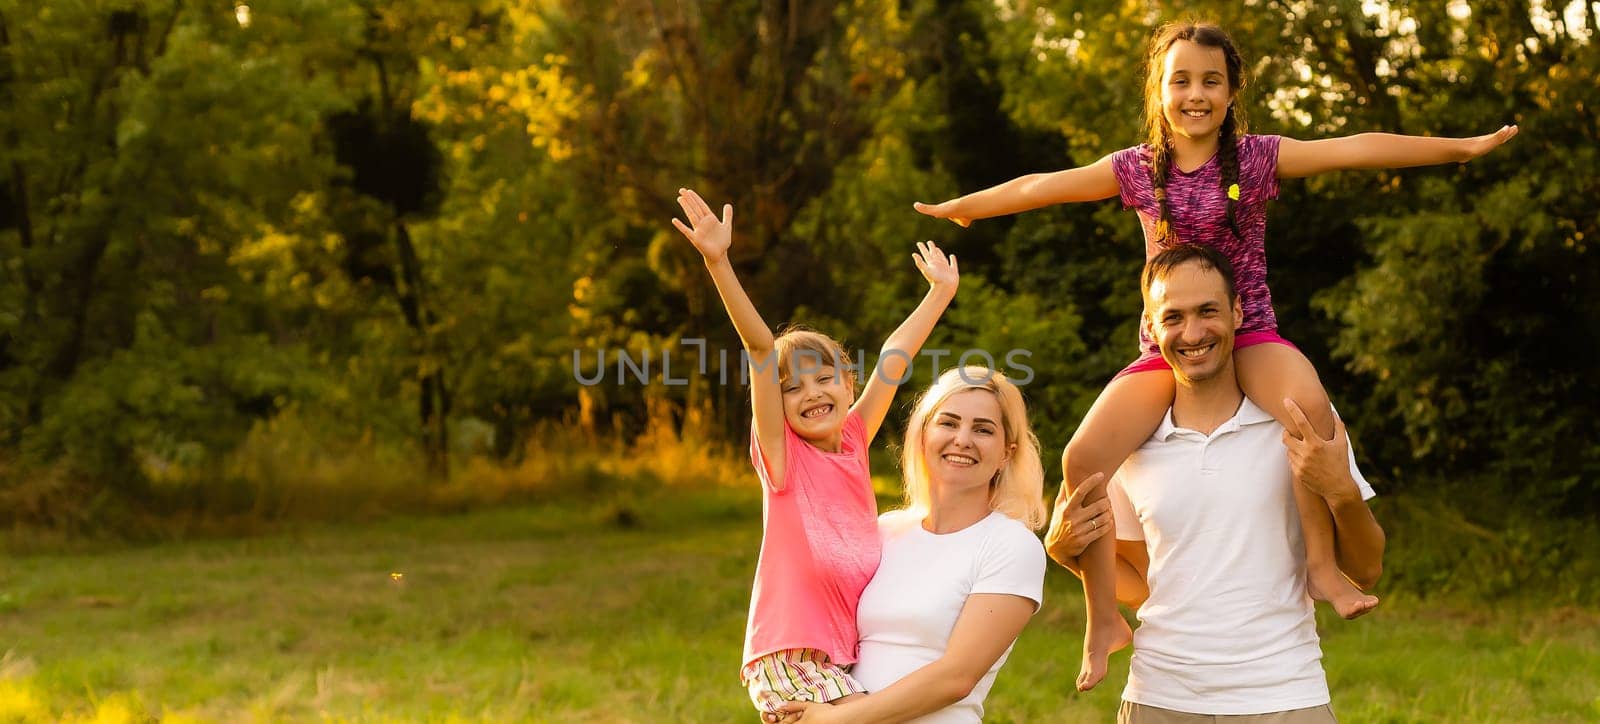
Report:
672,188,961,717
914,21,1516,693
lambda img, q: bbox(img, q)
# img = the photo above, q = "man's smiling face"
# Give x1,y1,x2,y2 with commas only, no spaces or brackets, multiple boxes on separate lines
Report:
1144,258,1243,385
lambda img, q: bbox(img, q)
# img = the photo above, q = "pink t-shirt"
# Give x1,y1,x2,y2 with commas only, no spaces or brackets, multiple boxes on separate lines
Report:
743,411,882,667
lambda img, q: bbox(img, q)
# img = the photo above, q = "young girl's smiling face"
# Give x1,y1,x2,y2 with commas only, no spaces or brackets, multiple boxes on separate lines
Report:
1160,39,1234,142
781,364,854,450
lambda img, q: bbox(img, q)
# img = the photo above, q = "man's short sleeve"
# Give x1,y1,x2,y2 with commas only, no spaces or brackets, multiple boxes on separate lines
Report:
1332,405,1377,501
1347,436,1376,501
1108,474,1144,541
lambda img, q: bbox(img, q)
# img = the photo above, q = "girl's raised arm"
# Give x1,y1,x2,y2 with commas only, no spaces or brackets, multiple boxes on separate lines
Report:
913,152,1121,227
672,188,789,490
850,241,958,442
1277,124,1517,179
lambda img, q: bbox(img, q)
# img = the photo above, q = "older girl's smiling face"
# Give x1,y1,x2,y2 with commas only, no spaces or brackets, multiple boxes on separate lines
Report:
1160,39,1233,142
925,389,1010,489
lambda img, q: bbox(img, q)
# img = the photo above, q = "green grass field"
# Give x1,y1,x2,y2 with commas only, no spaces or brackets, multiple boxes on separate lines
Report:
3,484,1598,722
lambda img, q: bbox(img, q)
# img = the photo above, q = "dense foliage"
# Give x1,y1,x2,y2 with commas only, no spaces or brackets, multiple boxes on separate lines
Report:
1,1,1594,515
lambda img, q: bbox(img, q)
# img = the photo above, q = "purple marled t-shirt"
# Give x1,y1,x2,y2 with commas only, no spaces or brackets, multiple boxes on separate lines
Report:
1111,134,1282,354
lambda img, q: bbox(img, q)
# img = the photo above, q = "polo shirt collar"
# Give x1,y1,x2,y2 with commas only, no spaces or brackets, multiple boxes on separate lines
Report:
1154,395,1276,441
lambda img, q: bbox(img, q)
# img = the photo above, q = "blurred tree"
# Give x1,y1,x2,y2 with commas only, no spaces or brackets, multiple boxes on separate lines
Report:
0,0,359,488
525,0,921,440
322,2,457,477
411,2,606,460
1310,1,1600,513
1,0,1593,517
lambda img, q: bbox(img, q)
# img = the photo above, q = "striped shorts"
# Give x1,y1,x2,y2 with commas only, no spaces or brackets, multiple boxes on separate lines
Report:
741,648,866,715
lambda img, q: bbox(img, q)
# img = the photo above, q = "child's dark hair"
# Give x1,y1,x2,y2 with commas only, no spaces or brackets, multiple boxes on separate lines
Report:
1141,21,1249,244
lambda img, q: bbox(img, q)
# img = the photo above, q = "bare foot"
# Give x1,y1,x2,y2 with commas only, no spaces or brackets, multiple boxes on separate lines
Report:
1309,566,1379,620
1076,615,1133,691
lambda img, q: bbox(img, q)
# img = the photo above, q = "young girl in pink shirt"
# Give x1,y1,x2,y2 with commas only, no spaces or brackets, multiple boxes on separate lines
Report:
914,22,1516,692
672,188,960,716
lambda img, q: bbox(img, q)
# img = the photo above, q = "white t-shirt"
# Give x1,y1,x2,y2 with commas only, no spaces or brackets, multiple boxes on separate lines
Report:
852,509,1046,723
1108,398,1376,715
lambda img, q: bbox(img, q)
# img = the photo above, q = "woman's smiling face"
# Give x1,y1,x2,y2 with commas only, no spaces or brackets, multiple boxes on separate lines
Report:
924,389,1010,492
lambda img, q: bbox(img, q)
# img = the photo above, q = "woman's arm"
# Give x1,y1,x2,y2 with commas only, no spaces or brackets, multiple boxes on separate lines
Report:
1045,473,1149,607
851,242,958,442
1043,472,1112,571
776,594,1037,724
1277,125,1517,179
914,153,1121,226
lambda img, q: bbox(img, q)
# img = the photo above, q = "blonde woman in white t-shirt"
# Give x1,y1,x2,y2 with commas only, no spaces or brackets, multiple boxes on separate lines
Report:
769,366,1062,724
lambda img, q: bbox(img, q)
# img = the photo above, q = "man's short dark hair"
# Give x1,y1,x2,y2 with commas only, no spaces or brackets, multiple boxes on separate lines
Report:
1141,244,1238,303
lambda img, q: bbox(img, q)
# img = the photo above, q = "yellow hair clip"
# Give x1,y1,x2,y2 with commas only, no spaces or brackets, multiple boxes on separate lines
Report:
1227,183,1241,201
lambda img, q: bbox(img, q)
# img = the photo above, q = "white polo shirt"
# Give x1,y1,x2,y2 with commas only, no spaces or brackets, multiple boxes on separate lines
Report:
1107,397,1375,715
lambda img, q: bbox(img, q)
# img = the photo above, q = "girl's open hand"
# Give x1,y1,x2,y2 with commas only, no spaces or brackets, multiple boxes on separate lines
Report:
913,240,959,293
671,188,733,263
1461,124,1518,162
913,200,971,228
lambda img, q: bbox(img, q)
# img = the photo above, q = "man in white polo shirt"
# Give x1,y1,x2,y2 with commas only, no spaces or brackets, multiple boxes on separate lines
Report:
1047,243,1385,723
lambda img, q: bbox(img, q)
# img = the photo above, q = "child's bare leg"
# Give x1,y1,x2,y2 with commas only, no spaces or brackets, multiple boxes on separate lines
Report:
1063,370,1171,690
1236,343,1378,620
1287,472,1377,618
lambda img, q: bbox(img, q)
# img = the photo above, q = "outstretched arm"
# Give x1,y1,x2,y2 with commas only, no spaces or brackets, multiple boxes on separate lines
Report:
913,153,1120,227
672,188,788,489
773,594,1036,724
1277,125,1517,179
1281,400,1386,589
851,241,958,442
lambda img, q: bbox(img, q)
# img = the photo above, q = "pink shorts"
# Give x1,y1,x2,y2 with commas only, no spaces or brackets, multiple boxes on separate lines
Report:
1113,330,1298,380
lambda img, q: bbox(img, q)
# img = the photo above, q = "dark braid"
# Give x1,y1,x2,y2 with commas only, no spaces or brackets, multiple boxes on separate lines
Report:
1218,110,1245,241
1150,143,1174,243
